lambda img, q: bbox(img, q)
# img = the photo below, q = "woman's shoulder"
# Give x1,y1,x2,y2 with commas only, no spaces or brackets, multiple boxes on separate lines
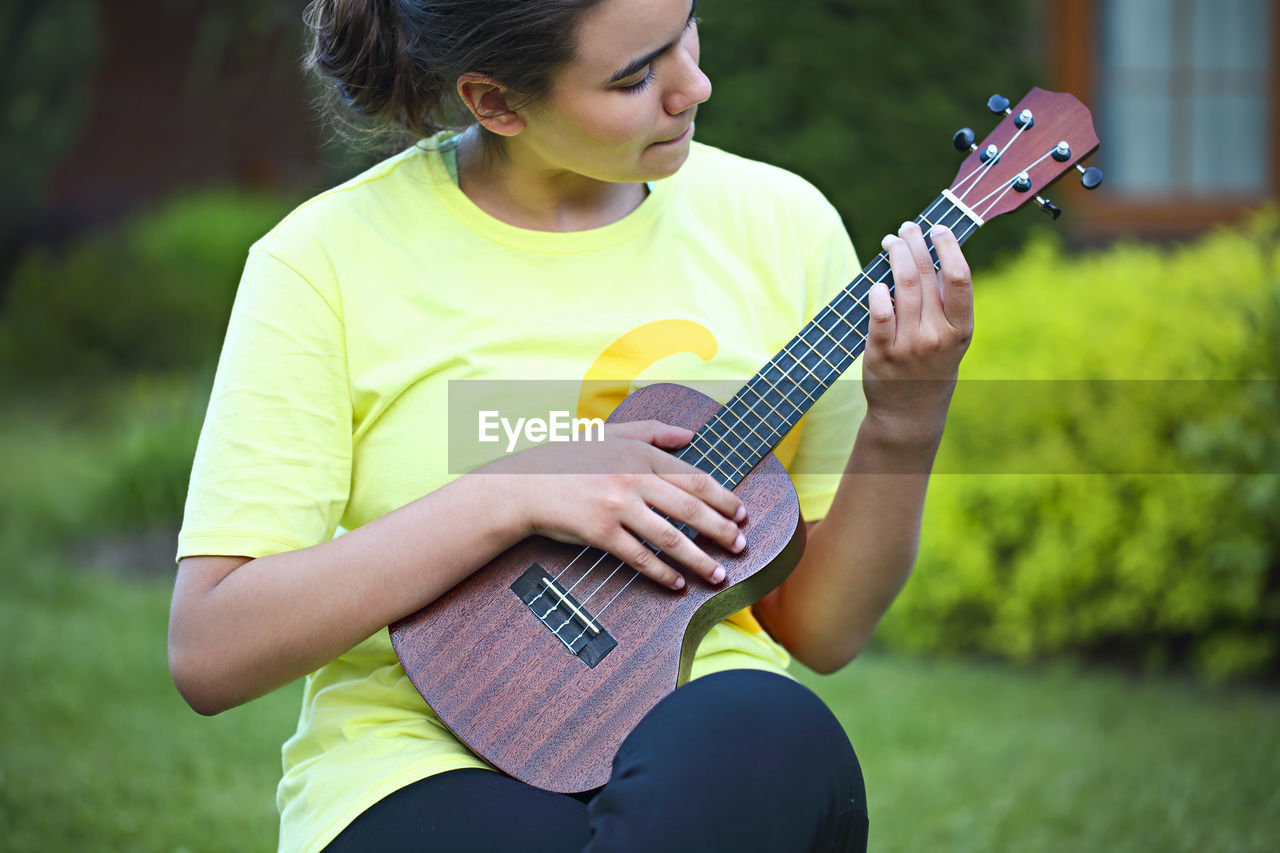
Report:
251,142,444,262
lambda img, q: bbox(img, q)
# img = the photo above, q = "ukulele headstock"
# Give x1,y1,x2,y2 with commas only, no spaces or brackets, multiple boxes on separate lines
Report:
947,87,1101,225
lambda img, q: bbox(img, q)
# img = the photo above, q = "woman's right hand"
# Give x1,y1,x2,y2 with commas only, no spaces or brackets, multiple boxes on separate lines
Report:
478,420,747,591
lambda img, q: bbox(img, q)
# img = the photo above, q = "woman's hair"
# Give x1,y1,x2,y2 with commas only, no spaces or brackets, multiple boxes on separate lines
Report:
304,0,603,146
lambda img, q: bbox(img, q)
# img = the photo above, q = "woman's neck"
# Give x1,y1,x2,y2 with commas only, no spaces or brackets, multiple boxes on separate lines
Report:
454,129,648,232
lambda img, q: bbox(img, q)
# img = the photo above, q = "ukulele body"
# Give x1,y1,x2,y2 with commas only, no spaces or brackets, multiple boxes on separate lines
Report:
390,381,806,793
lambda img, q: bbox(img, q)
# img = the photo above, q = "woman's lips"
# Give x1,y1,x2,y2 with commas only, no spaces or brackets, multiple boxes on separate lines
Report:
651,123,693,146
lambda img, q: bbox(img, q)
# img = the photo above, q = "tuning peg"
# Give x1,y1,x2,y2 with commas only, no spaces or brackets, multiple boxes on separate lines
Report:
1035,195,1062,219
987,94,1011,115
1076,165,1104,189
953,127,976,152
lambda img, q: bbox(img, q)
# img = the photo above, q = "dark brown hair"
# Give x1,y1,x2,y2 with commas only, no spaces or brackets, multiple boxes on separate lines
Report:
304,0,603,146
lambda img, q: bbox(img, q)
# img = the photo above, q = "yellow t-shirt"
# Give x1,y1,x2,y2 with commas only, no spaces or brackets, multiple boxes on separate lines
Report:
178,139,864,853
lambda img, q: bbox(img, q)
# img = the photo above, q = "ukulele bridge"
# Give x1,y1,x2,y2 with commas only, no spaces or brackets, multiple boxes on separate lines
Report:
511,563,617,667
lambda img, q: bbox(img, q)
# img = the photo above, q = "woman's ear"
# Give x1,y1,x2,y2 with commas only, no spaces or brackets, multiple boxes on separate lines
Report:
457,73,526,137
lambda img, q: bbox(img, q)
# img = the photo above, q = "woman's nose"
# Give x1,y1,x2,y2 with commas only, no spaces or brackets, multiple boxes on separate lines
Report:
665,45,711,115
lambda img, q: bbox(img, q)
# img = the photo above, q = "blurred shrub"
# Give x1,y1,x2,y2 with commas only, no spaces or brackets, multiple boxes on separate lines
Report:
696,0,1043,269
83,374,211,533
877,210,1280,680
0,373,209,538
0,190,295,387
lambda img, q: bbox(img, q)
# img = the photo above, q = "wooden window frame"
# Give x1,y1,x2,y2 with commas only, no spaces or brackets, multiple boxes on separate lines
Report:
1051,0,1280,240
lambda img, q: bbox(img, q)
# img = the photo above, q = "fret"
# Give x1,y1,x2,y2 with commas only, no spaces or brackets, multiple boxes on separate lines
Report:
690,437,750,482
808,315,856,360
760,360,818,406
722,396,791,445
681,191,979,490
682,429,741,483
738,380,797,427
746,381,804,432
796,325,843,373
704,407,775,456
706,415,773,468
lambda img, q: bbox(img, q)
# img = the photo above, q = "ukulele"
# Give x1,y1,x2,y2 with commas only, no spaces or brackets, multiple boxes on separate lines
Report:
391,87,1102,793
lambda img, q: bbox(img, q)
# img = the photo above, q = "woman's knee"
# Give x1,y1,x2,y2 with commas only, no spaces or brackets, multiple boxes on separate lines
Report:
590,670,867,852
620,669,861,787
689,670,855,759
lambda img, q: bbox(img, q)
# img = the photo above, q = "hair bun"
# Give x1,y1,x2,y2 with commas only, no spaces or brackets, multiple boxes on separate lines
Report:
304,0,601,146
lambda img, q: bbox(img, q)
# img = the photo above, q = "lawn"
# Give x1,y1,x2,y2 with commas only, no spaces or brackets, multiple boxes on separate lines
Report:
2,533,1276,851
1,385,1276,851
795,657,1280,852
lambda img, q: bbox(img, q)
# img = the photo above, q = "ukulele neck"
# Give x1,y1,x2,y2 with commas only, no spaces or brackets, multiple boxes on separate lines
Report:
678,191,981,488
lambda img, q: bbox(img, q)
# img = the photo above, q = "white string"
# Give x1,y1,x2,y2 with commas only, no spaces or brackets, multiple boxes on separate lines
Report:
950,148,1006,200
973,146,1060,220
539,188,986,644
582,197,982,626
952,120,1031,203
524,546,608,616
678,193,981,505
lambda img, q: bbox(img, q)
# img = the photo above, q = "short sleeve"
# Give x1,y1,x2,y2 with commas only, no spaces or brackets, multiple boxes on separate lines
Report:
177,249,353,561
788,201,866,522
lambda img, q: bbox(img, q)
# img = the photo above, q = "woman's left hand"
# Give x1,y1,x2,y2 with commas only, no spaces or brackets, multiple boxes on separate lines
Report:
861,220,974,448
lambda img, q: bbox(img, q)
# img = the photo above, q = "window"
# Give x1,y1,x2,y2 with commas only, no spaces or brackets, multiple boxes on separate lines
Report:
1053,0,1277,237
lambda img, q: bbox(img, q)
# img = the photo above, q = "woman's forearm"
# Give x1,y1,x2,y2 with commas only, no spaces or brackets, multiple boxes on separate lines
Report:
169,421,746,715
754,418,942,673
168,473,530,715
756,221,972,673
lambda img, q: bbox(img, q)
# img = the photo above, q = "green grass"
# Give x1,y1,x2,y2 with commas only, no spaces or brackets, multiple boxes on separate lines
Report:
1,534,301,851
2,532,1276,851
1,381,1276,851
795,658,1280,852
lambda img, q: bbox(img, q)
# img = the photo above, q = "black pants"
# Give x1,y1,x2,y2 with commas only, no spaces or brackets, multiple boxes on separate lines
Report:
325,670,868,852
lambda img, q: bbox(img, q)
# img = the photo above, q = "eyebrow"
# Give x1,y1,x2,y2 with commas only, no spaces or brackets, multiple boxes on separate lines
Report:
604,0,697,85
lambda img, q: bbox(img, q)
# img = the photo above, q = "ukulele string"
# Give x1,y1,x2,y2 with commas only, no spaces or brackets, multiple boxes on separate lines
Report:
549,194,982,642
672,189,965,477
668,191,980,509
538,195,983,650
695,188,976,457
951,146,1006,199
972,146,1061,221
526,547,614,620
964,143,1049,212
679,179,965,460
952,120,1032,201
571,196,978,627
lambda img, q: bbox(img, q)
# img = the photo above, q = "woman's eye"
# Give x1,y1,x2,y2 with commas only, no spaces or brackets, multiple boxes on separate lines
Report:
622,67,655,94
617,11,698,95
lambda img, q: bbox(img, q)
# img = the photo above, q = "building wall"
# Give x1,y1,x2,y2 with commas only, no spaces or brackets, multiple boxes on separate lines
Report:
45,0,325,229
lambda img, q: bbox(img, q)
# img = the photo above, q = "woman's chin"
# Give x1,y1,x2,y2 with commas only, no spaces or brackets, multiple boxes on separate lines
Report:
639,137,694,181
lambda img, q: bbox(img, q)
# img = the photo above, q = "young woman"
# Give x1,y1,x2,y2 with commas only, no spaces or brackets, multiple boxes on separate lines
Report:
168,0,974,850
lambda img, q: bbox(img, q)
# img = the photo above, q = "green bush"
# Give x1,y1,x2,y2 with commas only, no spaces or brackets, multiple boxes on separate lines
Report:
0,190,295,386
877,210,1280,680
81,374,211,533
0,374,210,544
